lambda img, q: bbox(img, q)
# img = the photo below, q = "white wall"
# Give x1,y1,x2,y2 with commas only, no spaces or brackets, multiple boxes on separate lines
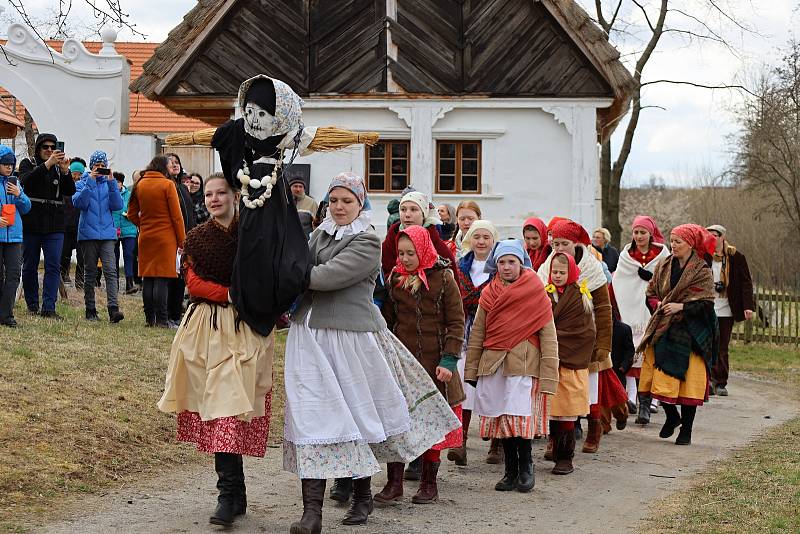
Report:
114,133,156,185
293,98,609,237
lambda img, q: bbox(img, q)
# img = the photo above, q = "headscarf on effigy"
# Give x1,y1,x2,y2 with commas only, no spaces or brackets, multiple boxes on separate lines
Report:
212,75,310,336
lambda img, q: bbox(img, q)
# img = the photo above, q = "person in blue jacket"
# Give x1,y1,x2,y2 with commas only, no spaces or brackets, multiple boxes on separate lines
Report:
0,146,32,327
112,172,139,295
72,150,124,323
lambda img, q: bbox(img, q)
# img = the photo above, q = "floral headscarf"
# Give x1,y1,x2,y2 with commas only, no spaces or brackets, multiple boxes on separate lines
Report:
237,74,304,138
395,225,438,289
324,171,371,209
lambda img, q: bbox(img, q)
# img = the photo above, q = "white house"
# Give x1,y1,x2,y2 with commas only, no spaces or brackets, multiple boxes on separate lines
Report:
131,0,635,236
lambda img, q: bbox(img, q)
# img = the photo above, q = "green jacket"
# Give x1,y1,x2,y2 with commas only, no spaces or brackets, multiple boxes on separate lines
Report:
113,186,138,239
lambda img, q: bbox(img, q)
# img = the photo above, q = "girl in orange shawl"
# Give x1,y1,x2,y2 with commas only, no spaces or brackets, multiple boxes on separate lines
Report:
465,239,559,493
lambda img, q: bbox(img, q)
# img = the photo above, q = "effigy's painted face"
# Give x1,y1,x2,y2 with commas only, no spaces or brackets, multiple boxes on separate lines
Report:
243,102,277,140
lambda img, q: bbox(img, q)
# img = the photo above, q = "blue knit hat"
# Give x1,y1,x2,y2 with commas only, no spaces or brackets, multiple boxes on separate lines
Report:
0,146,16,167
485,239,532,274
89,150,108,168
69,161,85,174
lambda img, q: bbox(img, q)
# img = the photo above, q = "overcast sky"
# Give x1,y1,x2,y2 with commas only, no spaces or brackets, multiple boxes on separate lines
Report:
3,0,797,186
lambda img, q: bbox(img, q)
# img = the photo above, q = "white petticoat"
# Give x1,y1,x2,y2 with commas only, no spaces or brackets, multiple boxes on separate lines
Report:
457,315,477,411
588,370,599,405
283,313,460,479
473,367,533,418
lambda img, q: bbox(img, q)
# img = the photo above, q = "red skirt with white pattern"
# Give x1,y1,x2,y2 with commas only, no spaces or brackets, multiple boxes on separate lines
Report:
176,393,272,457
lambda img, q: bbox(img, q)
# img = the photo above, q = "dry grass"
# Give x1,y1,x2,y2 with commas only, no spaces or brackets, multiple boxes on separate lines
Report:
639,343,800,534
0,289,286,533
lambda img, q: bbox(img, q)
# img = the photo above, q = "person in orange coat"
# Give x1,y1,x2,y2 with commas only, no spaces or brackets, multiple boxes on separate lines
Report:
127,155,186,327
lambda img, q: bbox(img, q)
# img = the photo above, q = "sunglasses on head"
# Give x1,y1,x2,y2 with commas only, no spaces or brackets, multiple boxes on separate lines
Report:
41,144,56,150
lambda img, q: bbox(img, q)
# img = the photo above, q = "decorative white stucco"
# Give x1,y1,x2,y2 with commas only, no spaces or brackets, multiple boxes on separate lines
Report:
0,23,151,180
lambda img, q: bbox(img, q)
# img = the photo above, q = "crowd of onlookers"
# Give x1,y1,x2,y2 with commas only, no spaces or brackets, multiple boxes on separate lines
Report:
0,133,323,329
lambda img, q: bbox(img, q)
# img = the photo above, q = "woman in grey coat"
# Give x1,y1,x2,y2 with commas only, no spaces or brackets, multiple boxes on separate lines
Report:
284,172,459,534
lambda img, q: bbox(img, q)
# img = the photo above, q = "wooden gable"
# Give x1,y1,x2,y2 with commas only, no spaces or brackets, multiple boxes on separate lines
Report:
390,0,612,96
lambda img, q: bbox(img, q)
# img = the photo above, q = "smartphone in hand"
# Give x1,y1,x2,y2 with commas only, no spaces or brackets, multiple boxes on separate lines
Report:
96,168,111,176
55,141,65,152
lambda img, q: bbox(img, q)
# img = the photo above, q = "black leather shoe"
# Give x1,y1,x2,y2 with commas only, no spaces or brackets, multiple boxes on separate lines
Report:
209,500,235,527
40,310,63,320
85,309,99,321
1,318,17,328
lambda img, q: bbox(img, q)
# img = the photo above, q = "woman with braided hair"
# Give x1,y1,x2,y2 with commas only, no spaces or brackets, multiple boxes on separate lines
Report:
157,173,275,528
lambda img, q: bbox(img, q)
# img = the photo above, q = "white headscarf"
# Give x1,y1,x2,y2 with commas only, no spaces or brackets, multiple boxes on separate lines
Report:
400,191,442,228
461,220,499,253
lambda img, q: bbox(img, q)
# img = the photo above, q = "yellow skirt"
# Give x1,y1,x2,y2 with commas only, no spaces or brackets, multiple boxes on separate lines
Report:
158,302,275,422
549,367,589,417
639,345,708,406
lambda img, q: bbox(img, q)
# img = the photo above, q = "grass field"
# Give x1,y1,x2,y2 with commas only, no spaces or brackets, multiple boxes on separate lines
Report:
0,291,286,533
640,343,800,534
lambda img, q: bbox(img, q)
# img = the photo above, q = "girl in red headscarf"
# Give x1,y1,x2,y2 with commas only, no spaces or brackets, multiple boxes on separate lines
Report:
380,225,466,504
638,224,718,446
612,215,670,424
538,219,627,453
543,253,595,475
522,217,551,271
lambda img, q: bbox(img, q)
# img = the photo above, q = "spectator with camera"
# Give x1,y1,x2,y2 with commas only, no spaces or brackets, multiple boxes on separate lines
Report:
112,171,139,294
72,151,124,323
0,146,32,327
706,224,754,397
61,157,86,289
18,133,74,319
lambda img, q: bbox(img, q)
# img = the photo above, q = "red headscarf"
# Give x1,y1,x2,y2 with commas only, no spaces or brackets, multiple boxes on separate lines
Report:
632,215,665,244
479,269,553,351
547,216,567,234
551,219,591,246
523,216,550,270
671,224,717,256
548,252,581,292
395,225,439,289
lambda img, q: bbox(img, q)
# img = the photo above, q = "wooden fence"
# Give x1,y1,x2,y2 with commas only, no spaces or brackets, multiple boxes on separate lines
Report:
731,273,800,346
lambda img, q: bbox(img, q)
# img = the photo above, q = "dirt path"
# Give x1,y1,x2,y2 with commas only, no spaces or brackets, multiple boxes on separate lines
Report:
40,374,798,534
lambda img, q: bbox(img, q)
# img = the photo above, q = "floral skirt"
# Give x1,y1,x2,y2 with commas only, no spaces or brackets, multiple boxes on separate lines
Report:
282,315,460,479
176,394,272,457
639,345,709,406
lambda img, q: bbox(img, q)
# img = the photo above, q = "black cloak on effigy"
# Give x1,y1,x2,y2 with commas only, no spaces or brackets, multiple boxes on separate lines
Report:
211,75,309,336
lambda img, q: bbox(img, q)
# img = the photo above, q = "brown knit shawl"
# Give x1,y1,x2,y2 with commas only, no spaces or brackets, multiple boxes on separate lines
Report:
637,252,715,352
549,283,596,370
182,217,239,285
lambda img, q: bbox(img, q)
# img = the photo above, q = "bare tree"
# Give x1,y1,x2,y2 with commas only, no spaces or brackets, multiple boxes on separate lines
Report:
592,1,753,247
733,41,800,240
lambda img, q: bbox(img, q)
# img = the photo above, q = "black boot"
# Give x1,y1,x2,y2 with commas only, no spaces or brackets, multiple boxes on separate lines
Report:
85,308,99,321
495,439,519,491
232,454,246,517
329,477,352,503
290,479,326,534
676,405,696,445
125,277,137,294
108,306,124,324
404,456,422,480
659,403,681,439
210,453,238,526
516,438,535,492
342,476,373,525
635,394,652,425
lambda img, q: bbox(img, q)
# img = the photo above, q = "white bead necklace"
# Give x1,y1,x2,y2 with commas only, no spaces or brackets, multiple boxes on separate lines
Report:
237,151,285,209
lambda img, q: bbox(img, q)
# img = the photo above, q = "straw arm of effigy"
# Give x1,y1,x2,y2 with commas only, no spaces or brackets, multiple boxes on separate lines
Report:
163,126,379,150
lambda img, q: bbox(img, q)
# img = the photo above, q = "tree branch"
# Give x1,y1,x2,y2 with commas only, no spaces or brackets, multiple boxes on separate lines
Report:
640,79,758,97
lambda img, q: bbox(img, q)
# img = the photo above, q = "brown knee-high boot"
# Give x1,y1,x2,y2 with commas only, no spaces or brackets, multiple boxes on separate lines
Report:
342,476,373,525
374,463,404,503
290,479,326,534
582,417,602,453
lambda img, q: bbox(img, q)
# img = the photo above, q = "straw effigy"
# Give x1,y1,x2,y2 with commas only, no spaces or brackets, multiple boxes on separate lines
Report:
164,126,379,150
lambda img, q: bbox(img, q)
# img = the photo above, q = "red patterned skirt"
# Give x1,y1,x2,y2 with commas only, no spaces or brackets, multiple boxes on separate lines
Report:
596,368,628,408
432,404,463,450
177,393,272,457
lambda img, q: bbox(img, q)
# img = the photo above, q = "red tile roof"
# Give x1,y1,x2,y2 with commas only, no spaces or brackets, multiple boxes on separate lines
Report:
0,40,213,134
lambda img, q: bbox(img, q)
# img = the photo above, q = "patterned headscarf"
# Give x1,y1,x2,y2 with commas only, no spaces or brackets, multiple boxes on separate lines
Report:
395,225,438,290
485,239,532,274
400,191,442,227
89,150,108,168
671,224,717,256
551,219,591,246
324,171,371,210
632,215,665,244
462,220,499,253
237,74,304,138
